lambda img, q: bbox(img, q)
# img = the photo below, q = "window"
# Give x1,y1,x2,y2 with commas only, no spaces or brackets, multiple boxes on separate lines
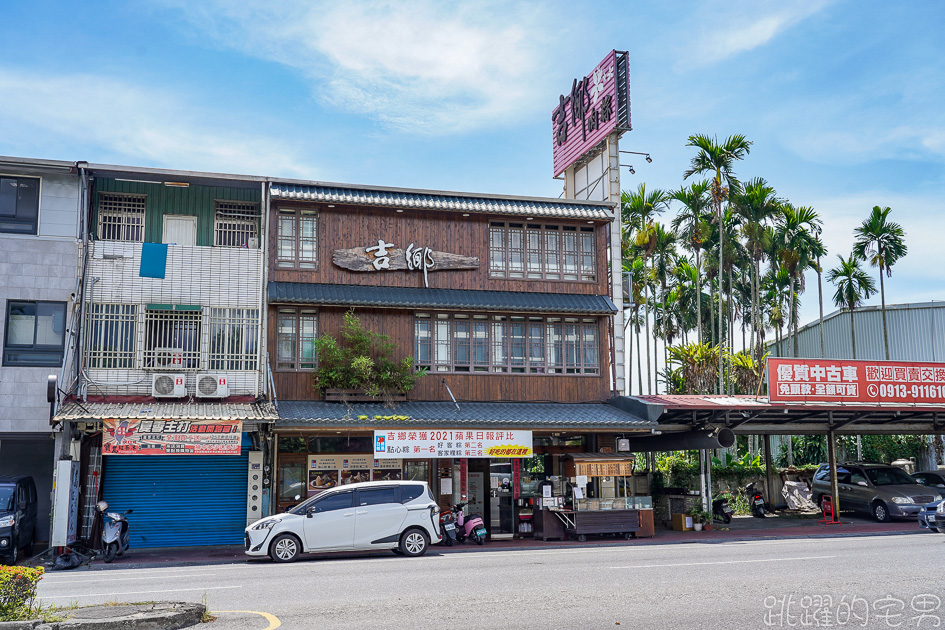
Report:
88,304,137,368
400,485,424,504
98,193,146,242
276,307,317,370
313,491,353,513
208,308,259,370
415,312,599,374
359,487,397,506
143,308,201,369
276,208,317,268
214,201,260,248
489,222,596,281
3,300,66,366
0,176,40,235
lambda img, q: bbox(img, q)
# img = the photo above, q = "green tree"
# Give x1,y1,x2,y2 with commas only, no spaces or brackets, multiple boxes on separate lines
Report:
670,180,712,344
826,253,877,359
684,134,752,393
853,206,908,360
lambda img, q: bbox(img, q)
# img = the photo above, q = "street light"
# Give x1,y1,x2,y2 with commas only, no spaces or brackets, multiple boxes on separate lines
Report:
619,150,653,163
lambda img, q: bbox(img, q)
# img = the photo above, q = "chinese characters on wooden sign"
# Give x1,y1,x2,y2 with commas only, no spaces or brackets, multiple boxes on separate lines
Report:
333,241,479,287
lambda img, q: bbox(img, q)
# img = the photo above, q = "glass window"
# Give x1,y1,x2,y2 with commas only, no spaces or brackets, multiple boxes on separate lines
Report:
278,436,307,453
488,221,596,282
214,201,260,248
143,308,201,370
404,461,429,483
208,308,259,371
278,461,304,502
3,300,67,366
0,486,14,512
314,491,354,513
88,304,137,369
359,487,398,506
276,308,316,371
0,176,40,235
276,208,317,268
97,193,146,242
401,485,424,504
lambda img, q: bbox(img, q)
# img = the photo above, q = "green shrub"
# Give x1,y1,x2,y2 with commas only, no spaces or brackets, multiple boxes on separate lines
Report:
0,565,44,622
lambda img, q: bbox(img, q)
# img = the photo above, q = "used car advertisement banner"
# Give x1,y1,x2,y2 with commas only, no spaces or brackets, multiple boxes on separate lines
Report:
768,358,945,404
102,418,242,455
374,429,533,459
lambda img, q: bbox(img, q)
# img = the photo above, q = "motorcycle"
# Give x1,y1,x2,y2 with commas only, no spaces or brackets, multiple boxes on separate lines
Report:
450,502,487,545
97,500,133,563
439,509,458,546
712,494,733,524
745,482,767,518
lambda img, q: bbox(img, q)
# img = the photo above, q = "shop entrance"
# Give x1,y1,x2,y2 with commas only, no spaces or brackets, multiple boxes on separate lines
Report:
457,459,514,538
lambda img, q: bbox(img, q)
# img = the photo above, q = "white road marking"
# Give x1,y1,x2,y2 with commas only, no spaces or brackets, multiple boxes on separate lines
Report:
39,573,220,584
41,585,242,599
609,555,835,569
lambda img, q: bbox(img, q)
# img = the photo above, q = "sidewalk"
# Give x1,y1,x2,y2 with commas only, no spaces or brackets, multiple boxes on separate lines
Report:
46,513,926,571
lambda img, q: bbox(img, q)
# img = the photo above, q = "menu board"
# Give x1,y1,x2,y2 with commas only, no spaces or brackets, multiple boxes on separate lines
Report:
307,454,403,494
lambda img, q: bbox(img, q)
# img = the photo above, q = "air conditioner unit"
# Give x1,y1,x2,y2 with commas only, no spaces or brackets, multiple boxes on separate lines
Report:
152,373,187,398
196,374,229,398
152,347,184,370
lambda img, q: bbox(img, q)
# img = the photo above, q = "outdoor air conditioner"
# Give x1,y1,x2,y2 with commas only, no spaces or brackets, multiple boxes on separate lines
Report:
152,347,184,370
152,373,187,398
196,374,229,398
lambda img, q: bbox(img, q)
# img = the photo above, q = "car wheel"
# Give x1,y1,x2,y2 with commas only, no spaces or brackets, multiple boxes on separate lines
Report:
399,529,429,557
873,501,891,523
270,534,301,563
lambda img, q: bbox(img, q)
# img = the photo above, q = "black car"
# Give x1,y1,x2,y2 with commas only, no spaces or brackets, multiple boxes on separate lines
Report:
0,476,38,565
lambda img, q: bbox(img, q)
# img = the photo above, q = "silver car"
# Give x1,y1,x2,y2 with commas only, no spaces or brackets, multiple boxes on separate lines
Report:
811,463,944,522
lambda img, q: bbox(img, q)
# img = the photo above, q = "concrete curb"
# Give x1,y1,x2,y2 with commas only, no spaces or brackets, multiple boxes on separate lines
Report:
0,602,205,630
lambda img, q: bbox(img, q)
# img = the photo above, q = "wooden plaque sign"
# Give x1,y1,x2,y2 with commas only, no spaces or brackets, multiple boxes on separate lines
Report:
333,240,479,287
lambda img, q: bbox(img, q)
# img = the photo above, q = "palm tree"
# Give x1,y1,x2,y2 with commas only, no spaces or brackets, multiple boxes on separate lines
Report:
670,180,712,344
826,253,877,359
853,206,908,360
684,134,752,393
774,204,822,357
652,223,678,390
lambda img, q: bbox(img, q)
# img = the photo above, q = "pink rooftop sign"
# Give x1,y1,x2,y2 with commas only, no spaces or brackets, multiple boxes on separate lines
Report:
551,50,631,177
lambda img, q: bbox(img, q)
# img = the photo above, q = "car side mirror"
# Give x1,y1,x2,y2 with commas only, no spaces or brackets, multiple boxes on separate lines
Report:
307,506,318,518
294,494,301,501
857,481,868,487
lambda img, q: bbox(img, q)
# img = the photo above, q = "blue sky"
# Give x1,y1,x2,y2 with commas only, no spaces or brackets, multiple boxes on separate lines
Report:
1,0,943,327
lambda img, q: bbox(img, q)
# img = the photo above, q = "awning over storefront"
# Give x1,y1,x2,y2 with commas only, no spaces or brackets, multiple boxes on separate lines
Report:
612,394,945,435
54,401,279,424
268,282,618,315
275,401,654,432
270,182,615,221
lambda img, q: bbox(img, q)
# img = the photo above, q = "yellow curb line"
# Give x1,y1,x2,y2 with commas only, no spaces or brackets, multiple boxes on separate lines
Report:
214,610,282,629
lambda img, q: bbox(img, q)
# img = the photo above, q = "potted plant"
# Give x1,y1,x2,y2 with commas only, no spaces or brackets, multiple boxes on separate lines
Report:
690,510,703,531
702,510,714,531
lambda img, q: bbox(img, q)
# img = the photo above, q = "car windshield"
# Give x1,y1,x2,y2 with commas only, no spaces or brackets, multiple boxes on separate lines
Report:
0,486,13,511
867,467,916,486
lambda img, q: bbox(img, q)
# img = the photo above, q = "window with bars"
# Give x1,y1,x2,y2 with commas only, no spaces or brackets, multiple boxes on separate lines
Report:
415,312,599,374
276,307,317,370
143,308,202,370
98,193,146,242
276,208,317,268
208,308,259,370
489,222,596,281
87,304,137,368
214,200,260,248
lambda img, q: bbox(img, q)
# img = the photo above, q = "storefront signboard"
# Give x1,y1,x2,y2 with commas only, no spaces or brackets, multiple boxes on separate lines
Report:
552,49,631,177
373,429,533,458
307,455,404,495
768,357,945,404
333,242,479,287
102,419,242,455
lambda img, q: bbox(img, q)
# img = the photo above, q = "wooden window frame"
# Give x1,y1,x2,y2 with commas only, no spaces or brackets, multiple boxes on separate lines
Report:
275,307,317,371
488,221,596,282
275,207,318,269
415,312,599,375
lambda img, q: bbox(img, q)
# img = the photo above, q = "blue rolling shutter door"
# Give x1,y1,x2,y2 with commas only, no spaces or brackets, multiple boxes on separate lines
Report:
103,439,249,548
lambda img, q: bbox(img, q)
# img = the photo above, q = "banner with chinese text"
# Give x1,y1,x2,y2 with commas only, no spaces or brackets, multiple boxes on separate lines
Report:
373,429,533,458
768,358,945,404
103,418,242,455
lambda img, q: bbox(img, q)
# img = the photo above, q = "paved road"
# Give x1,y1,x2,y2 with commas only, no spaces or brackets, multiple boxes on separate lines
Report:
36,532,945,629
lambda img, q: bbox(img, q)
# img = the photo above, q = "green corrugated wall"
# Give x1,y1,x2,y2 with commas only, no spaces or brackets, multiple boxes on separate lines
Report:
93,178,261,247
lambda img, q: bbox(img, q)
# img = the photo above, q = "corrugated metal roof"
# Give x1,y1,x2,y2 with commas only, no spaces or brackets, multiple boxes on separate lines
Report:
270,183,614,220
269,282,618,315
277,401,654,431
54,402,279,421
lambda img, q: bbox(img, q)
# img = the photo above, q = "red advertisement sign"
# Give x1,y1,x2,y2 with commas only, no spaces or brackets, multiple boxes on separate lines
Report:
768,358,945,404
103,418,242,455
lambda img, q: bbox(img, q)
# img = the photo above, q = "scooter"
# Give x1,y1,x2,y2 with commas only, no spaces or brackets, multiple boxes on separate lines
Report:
745,482,767,518
451,502,487,545
712,494,734,524
97,500,133,563
439,510,458,546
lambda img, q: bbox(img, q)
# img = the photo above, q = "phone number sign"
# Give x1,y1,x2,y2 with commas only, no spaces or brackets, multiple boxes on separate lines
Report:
373,429,533,459
103,418,242,455
768,358,945,404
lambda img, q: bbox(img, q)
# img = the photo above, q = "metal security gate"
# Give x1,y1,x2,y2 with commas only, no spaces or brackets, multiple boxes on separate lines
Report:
102,439,249,548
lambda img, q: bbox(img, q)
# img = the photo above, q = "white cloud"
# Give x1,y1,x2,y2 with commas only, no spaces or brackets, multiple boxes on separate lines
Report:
152,0,553,134
0,69,316,177
676,0,832,70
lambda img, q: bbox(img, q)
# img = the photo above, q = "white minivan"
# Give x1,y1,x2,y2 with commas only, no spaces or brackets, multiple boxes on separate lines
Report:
245,480,441,562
